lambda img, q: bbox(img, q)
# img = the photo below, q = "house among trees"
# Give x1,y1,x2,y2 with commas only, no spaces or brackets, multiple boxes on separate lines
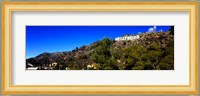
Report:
26,63,38,70
49,62,57,67
27,67,38,70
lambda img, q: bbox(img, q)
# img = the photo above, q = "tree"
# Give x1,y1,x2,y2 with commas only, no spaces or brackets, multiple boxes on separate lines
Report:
91,38,114,69
158,40,174,70
110,47,121,59
169,26,174,35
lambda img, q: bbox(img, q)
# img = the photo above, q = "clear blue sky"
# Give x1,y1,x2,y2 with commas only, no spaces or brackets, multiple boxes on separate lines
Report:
26,26,171,58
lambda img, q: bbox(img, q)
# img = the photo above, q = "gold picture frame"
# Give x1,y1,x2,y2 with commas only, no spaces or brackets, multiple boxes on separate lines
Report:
2,1,199,94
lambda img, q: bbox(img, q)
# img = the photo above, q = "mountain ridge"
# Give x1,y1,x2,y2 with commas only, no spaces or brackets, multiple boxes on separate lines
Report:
26,31,174,70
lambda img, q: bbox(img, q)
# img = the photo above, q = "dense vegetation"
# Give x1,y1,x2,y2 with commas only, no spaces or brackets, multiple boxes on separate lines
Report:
90,36,174,70
26,27,174,70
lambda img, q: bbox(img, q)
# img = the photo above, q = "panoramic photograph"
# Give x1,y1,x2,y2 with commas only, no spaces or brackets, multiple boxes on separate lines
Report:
26,26,174,70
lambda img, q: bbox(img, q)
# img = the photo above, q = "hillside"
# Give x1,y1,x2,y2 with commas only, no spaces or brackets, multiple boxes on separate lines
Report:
26,31,174,70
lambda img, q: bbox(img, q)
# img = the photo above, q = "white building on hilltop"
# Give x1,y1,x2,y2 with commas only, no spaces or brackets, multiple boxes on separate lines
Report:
148,26,157,32
115,35,140,41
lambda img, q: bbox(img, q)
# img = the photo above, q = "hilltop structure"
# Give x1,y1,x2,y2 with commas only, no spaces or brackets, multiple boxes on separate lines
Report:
148,26,157,32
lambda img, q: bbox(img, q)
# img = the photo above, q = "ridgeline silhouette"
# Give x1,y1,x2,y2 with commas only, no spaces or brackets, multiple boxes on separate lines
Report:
26,28,174,70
